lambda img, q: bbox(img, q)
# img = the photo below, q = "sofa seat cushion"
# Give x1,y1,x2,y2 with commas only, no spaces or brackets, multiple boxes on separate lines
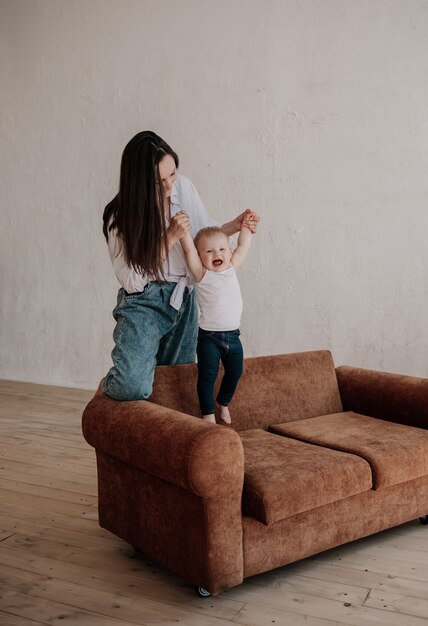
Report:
239,429,372,525
270,412,428,489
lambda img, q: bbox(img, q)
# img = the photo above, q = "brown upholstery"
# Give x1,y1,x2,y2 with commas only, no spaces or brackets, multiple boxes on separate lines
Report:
150,350,343,431
240,429,372,525
96,451,244,594
337,365,428,428
82,393,245,595
243,474,428,578
82,350,428,595
83,393,243,498
270,412,428,488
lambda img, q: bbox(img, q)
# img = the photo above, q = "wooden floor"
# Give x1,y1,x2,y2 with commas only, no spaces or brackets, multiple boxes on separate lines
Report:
1,382,428,626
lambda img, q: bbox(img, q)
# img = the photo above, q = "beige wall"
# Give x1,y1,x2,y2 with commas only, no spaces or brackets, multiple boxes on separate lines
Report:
1,0,427,389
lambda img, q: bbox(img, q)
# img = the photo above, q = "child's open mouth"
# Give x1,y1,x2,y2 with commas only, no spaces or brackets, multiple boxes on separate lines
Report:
213,259,223,267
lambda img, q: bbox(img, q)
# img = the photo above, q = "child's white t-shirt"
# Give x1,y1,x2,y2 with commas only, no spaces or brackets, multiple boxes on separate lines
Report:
195,265,243,331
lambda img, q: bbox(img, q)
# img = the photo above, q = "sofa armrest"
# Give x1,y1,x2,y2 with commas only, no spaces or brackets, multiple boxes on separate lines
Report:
82,393,244,498
336,365,428,428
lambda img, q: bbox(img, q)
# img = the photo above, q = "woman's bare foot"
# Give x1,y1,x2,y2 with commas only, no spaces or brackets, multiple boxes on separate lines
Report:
202,413,216,424
218,404,231,425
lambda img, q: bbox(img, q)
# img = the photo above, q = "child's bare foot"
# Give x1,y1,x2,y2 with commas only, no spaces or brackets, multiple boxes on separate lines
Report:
218,404,231,425
202,414,216,424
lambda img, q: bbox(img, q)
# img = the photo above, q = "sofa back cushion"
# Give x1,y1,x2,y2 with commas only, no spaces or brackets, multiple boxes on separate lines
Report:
149,350,343,431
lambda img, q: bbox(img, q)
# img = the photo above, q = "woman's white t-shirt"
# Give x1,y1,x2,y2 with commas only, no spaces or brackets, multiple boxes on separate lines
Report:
106,175,216,309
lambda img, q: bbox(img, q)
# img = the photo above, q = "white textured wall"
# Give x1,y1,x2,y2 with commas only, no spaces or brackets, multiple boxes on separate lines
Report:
1,0,427,389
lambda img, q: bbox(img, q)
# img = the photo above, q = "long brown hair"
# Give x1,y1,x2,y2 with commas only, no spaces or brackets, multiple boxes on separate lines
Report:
102,131,179,282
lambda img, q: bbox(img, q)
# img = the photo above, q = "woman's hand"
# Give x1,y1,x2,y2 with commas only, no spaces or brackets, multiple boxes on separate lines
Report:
167,211,191,249
221,209,260,237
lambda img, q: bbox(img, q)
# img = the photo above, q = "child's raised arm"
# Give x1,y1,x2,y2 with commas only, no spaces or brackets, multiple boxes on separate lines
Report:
231,215,254,270
180,231,205,283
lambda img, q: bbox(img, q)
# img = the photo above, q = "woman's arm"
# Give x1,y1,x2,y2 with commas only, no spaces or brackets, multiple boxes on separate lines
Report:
222,209,260,237
107,229,151,293
180,176,260,236
180,231,205,283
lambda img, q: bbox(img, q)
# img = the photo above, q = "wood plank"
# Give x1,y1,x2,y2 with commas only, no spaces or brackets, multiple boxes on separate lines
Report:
0,378,94,400
0,561,244,622
0,452,95,475
0,486,95,518
0,431,94,452
244,570,369,604
316,523,428,563
0,533,172,581
0,478,97,505
228,568,428,626
2,534,424,626
278,560,428,600
234,598,428,626
0,515,121,549
364,587,428,617
0,613,49,626
0,590,147,626
314,547,428,583
0,405,84,425
352,527,428,554
0,440,95,465
0,444,95,473
0,501,102,536
0,530,15,542
0,546,178,596
0,570,246,626
327,536,428,565
0,458,97,486
0,432,93,452
0,537,182,588
0,467,97,496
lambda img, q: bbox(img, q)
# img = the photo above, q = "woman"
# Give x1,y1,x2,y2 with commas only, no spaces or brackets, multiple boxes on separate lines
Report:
102,130,258,401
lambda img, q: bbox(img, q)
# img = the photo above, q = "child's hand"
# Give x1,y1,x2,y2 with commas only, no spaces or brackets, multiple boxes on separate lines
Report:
241,209,260,233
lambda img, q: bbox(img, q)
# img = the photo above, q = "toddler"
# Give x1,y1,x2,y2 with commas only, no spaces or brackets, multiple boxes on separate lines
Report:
180,218,255,424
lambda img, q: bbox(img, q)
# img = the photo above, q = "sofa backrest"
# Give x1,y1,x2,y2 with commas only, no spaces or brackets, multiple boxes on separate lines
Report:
149,350,343,431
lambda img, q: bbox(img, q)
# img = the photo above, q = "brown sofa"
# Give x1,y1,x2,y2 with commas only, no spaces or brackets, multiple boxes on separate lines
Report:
82,350,428,596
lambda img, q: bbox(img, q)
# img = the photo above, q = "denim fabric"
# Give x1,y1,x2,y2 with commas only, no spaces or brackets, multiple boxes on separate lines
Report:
103,283,198,401
196,328,243,415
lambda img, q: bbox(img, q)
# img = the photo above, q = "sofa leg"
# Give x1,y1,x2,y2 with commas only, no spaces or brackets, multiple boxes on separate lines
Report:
195,586,212,598
419,515,428,525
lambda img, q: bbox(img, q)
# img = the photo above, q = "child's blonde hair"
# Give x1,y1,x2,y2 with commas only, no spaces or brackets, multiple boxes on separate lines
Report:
194,226,228,251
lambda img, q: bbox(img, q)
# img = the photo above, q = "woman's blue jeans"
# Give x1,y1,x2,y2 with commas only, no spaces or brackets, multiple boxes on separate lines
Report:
196,328,243,415
103,283,198,401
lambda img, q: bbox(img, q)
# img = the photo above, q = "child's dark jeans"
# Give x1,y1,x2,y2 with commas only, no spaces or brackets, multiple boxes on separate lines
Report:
196,328,243,416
